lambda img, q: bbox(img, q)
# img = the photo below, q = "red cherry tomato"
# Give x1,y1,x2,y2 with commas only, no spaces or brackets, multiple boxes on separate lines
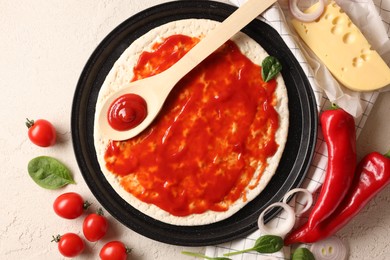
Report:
83,209,108,242
99,241,130,260
53,192,89,219
26,118,56,147
52,233,85,258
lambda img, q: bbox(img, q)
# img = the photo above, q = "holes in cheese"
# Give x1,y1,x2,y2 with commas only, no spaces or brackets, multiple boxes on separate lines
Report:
292,1,390,91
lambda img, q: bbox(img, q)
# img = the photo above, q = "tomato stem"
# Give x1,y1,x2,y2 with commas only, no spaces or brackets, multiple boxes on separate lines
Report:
25,118,35,128
83,201,92,210
385,149,390,158
126,247,132,254
97,207,104,216
51,235,61,243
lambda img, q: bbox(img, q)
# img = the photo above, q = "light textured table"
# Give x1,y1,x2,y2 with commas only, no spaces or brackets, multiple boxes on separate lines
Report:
1,1,390,259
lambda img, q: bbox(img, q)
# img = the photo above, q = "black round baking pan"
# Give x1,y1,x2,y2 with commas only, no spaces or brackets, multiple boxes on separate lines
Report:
71,0,317,246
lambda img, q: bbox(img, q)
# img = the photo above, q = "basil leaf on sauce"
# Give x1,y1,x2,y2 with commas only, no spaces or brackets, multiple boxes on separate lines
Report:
261,56,282,82
28,156,75,189
291,248,315,260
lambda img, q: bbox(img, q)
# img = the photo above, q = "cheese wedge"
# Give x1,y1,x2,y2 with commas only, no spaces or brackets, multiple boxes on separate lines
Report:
292,1,390,91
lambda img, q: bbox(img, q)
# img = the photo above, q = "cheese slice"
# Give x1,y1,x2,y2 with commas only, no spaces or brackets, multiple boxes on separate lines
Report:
292,1,390,91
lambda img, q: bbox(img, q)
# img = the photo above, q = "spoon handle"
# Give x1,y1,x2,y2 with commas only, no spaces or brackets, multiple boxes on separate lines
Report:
163,0,276,88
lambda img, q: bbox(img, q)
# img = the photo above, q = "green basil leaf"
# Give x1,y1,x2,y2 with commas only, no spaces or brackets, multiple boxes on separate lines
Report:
253,235,284,253
224,235,284,257
28,156,75,189
291,248,315,260
261,56,282,82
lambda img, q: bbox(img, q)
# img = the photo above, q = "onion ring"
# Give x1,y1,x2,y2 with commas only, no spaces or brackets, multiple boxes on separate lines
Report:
310,236,349,260
258,202,296,237
282,188,313,216
289,0,326,22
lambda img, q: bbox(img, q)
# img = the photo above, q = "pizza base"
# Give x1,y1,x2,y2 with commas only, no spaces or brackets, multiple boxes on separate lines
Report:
94,19,289,226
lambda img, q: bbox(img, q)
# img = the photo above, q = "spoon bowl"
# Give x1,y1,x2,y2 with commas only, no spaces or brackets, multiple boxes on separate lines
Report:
98,79,164,140
98,0,276,141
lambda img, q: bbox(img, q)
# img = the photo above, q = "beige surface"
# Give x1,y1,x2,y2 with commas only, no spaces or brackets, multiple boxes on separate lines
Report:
1,0,389,259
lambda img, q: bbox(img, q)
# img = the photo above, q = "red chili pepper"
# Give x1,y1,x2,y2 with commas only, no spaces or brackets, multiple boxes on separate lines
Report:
284,107,357,245
309,107,357,227
285,150,390,245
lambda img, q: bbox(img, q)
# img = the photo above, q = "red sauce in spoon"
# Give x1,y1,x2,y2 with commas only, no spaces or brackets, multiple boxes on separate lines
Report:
107,93,147,131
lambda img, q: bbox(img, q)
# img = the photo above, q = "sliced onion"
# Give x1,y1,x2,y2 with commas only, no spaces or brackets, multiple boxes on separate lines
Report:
282,188,313,216
258,202,296,237
289,0,326,22
310,236,349,260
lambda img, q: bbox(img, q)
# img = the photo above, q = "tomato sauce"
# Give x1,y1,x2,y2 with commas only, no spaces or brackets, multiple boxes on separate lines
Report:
107,94,147,131
104,35,279,216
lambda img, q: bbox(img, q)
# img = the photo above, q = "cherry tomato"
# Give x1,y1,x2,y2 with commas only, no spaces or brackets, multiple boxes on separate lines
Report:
26,118,56,147
83,208,108,242
53,192,90,219
99,241,130,260
52,233,85,257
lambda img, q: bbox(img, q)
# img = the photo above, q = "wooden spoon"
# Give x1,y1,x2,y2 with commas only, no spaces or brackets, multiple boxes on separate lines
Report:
98,0,276,141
